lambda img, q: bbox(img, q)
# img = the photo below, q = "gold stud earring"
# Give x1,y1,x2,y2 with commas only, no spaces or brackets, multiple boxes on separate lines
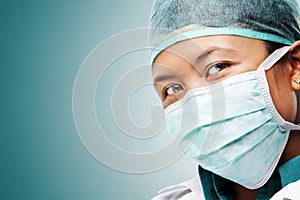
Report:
295,79,300,84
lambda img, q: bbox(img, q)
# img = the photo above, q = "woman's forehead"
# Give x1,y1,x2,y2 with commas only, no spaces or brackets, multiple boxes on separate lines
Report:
153,36,266,65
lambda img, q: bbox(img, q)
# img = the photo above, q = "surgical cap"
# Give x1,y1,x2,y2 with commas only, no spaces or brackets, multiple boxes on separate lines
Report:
149,0,300,63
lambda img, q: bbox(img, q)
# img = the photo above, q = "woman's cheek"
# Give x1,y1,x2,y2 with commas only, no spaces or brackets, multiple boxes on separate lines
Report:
266,67,298,122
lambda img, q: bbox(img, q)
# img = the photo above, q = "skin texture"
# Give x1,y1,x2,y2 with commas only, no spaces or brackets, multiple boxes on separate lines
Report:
152,36,300,199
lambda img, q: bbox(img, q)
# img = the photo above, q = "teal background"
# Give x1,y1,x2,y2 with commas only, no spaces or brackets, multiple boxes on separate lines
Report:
2,1,196,199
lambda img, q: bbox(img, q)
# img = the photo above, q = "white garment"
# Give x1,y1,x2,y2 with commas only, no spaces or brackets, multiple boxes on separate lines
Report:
270,180,300,200
151,178,205,200
151,178,300,200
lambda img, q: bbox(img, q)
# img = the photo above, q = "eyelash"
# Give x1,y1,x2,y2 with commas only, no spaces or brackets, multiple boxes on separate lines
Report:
206,62,231,77
163,83,184,98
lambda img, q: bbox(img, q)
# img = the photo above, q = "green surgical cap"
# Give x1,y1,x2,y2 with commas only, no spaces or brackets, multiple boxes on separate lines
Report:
149,0,300,63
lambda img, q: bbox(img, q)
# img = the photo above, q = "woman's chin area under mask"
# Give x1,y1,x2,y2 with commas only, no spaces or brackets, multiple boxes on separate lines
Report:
152,35,300,199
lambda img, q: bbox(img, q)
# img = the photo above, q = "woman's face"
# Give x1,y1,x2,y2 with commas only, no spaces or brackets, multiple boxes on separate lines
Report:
152,35,298,123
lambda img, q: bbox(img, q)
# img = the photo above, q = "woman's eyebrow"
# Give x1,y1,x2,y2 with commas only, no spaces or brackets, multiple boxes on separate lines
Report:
196,47,238,63
153,74,176,84
153,47,238,85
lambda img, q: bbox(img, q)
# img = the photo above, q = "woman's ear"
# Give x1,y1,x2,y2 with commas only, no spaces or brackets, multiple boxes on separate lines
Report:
290,41,300,91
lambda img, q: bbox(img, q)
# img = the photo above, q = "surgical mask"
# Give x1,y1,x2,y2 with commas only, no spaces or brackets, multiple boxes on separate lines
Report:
165,46,300,189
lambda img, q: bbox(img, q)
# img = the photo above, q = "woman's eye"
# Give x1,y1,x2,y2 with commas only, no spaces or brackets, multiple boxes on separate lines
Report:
165,84,184,96
206,63,231,77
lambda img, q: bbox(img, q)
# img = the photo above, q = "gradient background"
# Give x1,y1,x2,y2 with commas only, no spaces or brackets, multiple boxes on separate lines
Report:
2,1,197,199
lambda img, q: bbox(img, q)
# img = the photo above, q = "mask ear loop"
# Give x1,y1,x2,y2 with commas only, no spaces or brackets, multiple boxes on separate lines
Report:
296,91,300,125
258,46,291,71
257,46,300,130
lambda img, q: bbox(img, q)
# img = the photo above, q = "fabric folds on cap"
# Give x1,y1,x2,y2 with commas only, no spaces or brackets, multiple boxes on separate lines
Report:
149,0,300,63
